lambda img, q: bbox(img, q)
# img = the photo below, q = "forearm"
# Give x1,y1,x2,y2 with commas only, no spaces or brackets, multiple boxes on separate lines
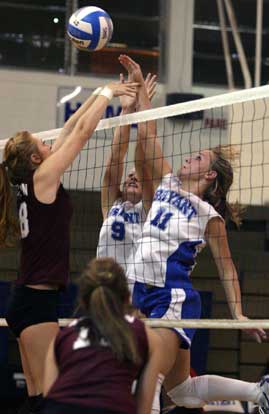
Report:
52,90,100,152
135,142,154,212
136,84,168,183
221,266,243,318
137,82,157,151
65,88,102,130
110,108,134,163
74,94,111,142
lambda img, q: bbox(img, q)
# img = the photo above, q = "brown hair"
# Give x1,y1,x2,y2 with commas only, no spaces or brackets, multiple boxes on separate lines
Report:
78,257,140,365
0,163,19,247
203,145,243,227
0,131,38,247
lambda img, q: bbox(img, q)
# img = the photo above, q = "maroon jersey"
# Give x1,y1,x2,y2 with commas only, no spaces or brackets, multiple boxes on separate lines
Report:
16,173,73,288
47,316,149,413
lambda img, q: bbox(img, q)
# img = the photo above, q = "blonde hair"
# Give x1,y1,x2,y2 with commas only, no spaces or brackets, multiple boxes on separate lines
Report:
0,131,38,247
204,145,243,227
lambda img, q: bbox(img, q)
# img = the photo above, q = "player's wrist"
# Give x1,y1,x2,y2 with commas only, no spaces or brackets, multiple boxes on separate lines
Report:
232,311,244,320
99,86,114,101
121,105,135,114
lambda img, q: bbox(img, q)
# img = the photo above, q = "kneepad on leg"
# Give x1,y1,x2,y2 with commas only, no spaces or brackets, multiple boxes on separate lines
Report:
167,376,206,408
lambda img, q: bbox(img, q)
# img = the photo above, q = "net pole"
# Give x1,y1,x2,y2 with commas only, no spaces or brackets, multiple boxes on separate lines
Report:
255,0,263,87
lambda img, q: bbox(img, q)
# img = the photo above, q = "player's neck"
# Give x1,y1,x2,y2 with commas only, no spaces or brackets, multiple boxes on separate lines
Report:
180,179,207,198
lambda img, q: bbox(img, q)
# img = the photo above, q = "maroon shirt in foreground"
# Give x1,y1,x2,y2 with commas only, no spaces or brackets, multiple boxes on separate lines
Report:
16,173,73,288
47,316,149,413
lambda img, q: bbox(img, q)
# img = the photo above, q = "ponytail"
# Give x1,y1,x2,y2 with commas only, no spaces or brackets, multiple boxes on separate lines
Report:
204,187,243,227
78,258,140,365
205,145,244,227
0,162,19,247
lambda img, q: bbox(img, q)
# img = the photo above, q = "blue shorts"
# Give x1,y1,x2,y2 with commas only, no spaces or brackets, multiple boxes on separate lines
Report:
132,282,201,349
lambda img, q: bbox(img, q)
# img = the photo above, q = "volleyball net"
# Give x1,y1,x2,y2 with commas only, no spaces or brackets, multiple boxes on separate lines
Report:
0,85,269,331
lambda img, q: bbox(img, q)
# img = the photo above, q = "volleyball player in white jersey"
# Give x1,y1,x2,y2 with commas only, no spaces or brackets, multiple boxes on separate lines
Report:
119,55,269,414
97,71,156,274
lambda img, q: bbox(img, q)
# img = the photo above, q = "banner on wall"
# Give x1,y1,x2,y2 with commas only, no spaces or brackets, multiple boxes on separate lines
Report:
56,86,123,128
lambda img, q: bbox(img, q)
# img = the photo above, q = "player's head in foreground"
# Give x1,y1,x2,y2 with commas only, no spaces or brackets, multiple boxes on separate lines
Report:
79,256,140,364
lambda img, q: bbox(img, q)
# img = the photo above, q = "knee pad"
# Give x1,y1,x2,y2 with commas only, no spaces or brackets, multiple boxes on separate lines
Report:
167,376,206,408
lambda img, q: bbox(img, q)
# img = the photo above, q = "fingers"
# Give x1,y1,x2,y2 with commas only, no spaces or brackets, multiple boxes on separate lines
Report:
145,73,157,101
123,81,140,87
244,328,267,343
118,55,133,71
121,54,140,68
254,332,262,343
258,328,267,339
145,73,157,86
114,81,139,98
118,54,140,72
145,73,151,84
148,82,157,101
119,73,125,84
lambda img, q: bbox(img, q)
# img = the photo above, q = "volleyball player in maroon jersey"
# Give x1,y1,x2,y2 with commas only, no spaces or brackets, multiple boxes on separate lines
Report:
0,80,138,413
42,257,162,414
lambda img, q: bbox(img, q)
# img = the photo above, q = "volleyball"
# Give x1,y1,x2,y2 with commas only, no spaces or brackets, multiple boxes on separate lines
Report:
67,6,113,51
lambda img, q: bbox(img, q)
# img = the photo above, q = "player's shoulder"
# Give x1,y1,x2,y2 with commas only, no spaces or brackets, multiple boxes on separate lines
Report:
56,319,79,340
125,314,147,339
125,314,144,330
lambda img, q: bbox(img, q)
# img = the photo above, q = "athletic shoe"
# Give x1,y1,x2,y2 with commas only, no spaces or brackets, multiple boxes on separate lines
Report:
258,375,269,414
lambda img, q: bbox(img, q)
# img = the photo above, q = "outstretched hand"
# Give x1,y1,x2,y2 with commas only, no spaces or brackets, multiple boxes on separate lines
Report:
118,54,144,83
107,80,139,98
119,73,137,110
237,315,267,343
119,54,157,104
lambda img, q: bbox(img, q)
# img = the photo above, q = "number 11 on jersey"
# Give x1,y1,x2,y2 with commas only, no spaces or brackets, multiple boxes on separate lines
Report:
150,207,173,231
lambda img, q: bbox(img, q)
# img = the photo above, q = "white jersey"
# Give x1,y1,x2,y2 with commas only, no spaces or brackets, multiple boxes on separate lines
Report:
97,199,146,273
127,173,222,288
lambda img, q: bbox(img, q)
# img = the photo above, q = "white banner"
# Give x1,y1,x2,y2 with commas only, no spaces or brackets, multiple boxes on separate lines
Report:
56,86,123,128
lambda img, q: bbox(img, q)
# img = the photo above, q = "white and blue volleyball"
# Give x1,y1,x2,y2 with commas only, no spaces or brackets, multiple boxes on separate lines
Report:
67,6,113,51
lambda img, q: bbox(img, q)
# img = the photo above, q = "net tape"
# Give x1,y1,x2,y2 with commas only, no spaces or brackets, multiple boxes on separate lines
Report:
1,84,269,149
0,318,268,328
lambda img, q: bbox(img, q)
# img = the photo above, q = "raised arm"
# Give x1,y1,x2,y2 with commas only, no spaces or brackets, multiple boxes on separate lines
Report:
134,73,157,212
52,87,102,153
101,75,136,219
119,55,171,190
206,217,267,342
34,81,138,201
